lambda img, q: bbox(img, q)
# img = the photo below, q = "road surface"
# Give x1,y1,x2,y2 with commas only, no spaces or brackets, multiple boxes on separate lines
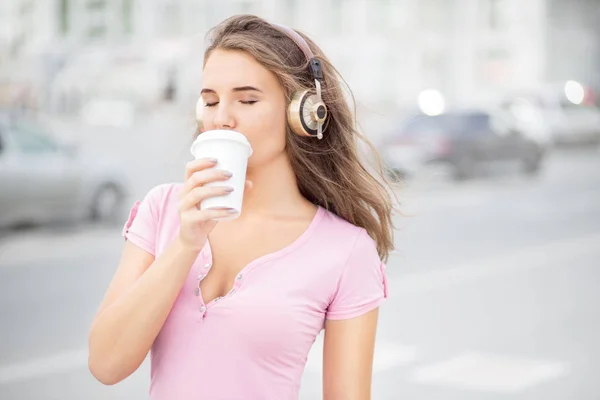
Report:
0,147,599,399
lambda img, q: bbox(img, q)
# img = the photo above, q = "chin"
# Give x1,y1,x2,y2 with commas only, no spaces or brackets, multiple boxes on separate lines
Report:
247,148,287,170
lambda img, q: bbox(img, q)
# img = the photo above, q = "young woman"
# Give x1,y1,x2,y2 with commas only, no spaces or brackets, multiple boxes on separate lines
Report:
88,14,396,400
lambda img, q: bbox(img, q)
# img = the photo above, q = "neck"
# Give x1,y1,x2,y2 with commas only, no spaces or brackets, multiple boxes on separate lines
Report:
242,152,309,217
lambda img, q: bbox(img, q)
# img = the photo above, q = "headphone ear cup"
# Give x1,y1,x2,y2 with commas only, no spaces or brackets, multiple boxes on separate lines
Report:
287,91,310,137
287,90,328,137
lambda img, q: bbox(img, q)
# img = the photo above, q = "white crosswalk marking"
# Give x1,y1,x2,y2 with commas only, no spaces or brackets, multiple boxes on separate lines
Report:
410,352,570,393
0,349,89,385
389,232,600,295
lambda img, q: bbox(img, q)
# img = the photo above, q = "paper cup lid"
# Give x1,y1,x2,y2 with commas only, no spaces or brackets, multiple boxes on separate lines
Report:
191,130,253,156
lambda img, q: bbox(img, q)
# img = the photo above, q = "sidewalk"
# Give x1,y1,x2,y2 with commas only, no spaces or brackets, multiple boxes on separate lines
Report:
0,224,123,268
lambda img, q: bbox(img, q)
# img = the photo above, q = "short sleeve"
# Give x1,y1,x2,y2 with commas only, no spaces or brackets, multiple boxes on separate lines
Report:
326,229,389,320
121,184,165,256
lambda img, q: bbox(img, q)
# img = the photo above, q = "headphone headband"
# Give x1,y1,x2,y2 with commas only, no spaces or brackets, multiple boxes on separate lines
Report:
270,23,323,81
270,23,314,60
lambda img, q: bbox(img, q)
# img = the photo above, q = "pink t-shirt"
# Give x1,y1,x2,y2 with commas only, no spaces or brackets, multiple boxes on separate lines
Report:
122,183,388,400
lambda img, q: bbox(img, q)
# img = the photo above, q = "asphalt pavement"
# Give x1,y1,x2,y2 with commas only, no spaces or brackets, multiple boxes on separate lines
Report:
0,146,599,399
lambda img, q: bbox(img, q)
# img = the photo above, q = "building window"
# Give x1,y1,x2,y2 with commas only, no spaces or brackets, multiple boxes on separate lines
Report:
85,0,107,39
86,0,106,10
487,0,510,31
122,0,133,34
88,25,107,39
59,0,70,35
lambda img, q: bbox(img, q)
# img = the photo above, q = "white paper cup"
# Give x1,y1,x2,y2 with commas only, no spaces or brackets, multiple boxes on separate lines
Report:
190,129,253,220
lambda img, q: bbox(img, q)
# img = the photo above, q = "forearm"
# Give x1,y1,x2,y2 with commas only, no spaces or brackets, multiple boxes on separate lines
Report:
88,237,200,384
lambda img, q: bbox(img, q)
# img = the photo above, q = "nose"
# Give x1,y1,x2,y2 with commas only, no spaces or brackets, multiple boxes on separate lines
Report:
212,103,235,130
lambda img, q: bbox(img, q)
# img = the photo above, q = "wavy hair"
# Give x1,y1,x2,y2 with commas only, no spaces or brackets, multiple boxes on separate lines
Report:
201,15,399,262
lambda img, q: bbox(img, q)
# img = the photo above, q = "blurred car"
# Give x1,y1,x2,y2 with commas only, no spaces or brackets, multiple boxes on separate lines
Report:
502,84,600,146
0,111,129,228
379,110,546,181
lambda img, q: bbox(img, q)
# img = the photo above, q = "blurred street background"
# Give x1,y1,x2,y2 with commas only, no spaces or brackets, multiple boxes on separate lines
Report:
1,0,600,399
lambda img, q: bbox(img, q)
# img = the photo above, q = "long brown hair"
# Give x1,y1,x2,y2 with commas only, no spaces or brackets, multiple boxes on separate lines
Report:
202,15,399,262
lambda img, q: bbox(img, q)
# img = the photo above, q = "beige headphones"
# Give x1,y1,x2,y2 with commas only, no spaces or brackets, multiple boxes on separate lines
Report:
196,22,328,140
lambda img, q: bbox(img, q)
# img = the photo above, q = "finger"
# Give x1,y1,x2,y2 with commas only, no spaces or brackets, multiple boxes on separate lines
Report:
184,158,218,181
181,169,232,197
179,185,234,211
189,207,239,222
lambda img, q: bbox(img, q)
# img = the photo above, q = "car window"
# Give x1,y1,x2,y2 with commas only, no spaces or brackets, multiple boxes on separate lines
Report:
464,113,491,132
401,116,444,136
10,124,59,154
402,115,471,138
489,112,514,135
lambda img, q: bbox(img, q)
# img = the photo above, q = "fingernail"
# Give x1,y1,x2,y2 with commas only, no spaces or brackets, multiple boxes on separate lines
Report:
227,209,239,214
207,158,218,163
223,171,233,177
224,187,234,192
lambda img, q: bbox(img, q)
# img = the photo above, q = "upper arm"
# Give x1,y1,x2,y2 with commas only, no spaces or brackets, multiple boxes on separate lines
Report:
92,185,164,322
323,309,379,400
322,229,389,399
92,241,155,323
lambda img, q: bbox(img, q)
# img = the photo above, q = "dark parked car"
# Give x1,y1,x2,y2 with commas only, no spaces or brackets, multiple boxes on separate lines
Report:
379,110,546,181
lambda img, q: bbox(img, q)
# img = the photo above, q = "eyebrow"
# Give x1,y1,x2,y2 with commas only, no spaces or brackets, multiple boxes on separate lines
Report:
200,86,263,94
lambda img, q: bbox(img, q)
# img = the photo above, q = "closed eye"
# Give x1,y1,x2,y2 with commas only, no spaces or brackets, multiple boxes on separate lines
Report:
205,100,257,107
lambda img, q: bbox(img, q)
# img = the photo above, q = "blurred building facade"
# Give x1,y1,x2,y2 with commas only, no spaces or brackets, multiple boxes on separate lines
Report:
546,0,600,89
0,0,598,119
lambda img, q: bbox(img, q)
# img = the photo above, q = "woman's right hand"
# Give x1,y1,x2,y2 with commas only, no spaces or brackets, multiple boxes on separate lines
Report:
177,158,239,252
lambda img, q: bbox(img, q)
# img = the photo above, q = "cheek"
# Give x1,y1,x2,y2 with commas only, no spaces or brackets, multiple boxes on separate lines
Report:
243,102,288,161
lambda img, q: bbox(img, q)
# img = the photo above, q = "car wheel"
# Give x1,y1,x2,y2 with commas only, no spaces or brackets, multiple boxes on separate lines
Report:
91,183,123,222
452,157,475,181
521,149,543,176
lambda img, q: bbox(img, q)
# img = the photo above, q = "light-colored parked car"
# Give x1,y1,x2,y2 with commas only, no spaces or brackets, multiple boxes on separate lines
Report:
502,84,600,146
0,112,129,228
